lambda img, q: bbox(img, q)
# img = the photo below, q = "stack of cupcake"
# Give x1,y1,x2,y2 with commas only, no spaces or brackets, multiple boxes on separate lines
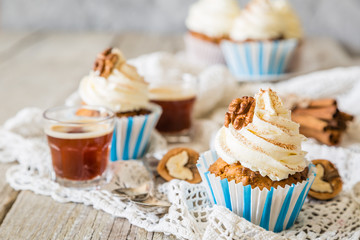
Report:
78,47,162,160
196,89,316,232
185,0,302,81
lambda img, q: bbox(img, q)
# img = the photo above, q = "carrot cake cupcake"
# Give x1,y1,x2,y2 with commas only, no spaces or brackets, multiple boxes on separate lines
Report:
79,47,162,160
197,89,316,232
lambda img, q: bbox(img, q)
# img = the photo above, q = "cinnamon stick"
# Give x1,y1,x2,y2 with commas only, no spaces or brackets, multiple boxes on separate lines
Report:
292,114,328,131
308,98,337,108
328,118,347,131
300,127,341,146
293,105,338,120
339,112,354,122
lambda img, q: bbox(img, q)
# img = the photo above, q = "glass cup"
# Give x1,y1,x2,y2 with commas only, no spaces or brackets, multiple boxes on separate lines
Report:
43,105,115,188
149,76,197,143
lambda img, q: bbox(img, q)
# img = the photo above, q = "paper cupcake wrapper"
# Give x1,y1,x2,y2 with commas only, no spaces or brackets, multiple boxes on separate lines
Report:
220,39,298,80
184,33,225,66
110,103,162,161
196,150,316,232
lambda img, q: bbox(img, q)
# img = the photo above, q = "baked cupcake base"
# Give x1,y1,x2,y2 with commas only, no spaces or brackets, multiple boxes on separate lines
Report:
209,158,309,190
197,150,316,232
116,109,152,118
189,31,225,44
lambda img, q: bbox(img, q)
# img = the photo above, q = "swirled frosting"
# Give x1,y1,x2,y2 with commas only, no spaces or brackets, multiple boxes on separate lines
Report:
186,0,240,38
272,0,302,39
79,48,149,112
230,0,301,41
215,89,307,181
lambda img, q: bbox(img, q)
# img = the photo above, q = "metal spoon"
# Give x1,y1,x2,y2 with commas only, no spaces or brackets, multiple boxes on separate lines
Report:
129,156,171,208
114,182,170,208
112,182,151,198
130,195,171,208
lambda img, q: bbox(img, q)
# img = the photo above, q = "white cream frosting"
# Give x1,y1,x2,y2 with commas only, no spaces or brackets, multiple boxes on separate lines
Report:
272,0,303,39
79,49,149,112
230,0,301,41
230,0,283,41
186,0,240,38
215,89,307,181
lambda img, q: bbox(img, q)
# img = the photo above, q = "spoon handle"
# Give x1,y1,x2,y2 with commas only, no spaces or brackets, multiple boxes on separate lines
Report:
141,154,156,196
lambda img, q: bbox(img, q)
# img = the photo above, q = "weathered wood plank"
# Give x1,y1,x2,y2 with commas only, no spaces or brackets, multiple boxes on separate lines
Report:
106,218,128,240
87,211,117,240
0,31,33,57
0,191,74,239
0,32,115,124
0,191,162,240
0,164,19,225
135,227,154,240
112,33,184,59
153,232,177,240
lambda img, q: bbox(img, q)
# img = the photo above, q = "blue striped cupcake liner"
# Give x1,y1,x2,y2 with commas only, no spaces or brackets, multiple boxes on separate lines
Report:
220,39,298,81
196,150,316,232
110,103,162,161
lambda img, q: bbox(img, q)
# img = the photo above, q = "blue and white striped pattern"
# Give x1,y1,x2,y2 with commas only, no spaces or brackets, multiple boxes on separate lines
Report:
110,103,162,161
220,39,298,80
196,150,316,232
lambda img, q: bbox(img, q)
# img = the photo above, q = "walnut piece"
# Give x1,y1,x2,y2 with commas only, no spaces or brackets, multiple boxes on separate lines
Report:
311,164,333,193
157,148,201,184
93,47,119,78
165,151,193,180
224,96,256,130
308,159,342,200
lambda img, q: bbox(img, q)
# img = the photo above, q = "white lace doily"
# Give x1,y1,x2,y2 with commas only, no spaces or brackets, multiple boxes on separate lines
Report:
2,66,360,239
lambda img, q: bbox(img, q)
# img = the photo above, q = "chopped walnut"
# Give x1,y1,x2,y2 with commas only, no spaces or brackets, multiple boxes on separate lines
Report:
93,47,119,78
224,96,255,130
308,159,342,200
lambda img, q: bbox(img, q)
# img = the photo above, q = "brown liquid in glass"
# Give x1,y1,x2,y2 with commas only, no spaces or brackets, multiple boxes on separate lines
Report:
151,96,196,133
47,127,112,181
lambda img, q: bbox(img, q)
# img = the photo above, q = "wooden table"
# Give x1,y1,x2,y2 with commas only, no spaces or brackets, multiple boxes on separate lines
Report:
0,31,356,239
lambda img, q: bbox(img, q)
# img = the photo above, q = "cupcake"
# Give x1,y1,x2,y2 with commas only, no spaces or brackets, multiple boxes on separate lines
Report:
220,0,302,80
185,0,240,66
79,47,162,160
196,89,316,232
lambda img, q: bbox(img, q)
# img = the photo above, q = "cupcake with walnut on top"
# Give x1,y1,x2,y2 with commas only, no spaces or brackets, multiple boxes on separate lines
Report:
78,47,162,160
197,89,316,232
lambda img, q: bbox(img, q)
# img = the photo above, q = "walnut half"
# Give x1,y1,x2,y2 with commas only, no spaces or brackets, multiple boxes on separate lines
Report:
308,159,342,200
93,47,119,78
157,148,201,184
224,96,256,130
